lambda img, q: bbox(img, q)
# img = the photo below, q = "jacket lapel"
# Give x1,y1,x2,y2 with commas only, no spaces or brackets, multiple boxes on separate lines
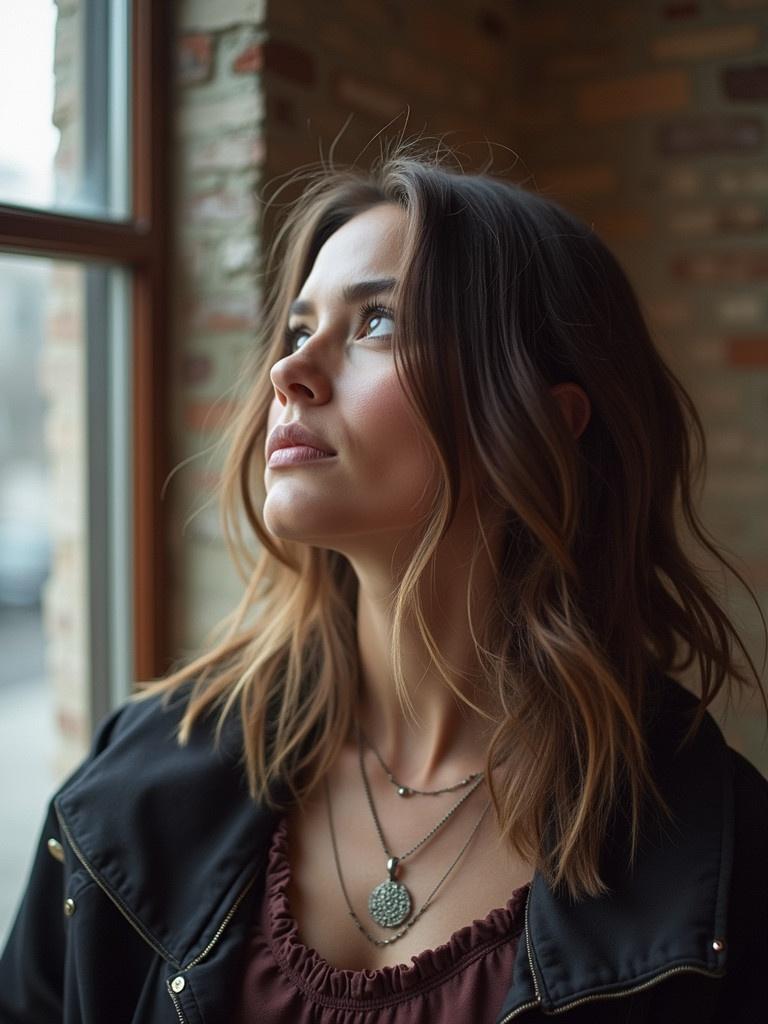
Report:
54,685,281,969
53,673,733,1016
496,675,733,1020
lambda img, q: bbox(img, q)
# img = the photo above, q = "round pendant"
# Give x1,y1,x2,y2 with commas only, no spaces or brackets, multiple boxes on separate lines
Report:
368,879,412,928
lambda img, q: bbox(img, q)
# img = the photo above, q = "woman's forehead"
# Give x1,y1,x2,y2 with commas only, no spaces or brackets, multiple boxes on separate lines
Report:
306,204,406,284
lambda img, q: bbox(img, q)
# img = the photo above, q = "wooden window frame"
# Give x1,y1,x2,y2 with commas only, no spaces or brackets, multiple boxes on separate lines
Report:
0,0,173,692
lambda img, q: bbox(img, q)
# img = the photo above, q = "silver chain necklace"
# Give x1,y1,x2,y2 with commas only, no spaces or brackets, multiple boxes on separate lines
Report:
359,726,483,797
324,776,490,947
357,730,486,929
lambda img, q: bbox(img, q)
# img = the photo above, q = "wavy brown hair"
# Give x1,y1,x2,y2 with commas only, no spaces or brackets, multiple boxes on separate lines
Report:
130,137,767,901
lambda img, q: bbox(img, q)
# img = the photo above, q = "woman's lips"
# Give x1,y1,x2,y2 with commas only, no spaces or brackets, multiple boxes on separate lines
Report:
267,445,337,468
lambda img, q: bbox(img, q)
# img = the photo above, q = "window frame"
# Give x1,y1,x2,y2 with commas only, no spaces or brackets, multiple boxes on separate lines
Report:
0,0,174,727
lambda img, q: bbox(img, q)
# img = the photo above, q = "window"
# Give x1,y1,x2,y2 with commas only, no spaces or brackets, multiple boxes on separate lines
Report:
0,0,172,945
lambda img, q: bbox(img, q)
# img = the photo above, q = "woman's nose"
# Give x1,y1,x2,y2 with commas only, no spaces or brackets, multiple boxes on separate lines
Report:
270,351,331,405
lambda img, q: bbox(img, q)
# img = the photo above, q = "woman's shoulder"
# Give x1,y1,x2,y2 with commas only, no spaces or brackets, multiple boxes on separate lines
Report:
54,678,250,815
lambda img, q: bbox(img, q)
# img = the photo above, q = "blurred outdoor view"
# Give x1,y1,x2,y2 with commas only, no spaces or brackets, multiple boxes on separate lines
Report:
0,0,76,948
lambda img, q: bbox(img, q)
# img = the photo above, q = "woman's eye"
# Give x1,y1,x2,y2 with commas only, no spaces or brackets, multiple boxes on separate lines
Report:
356,300,395,340
363,313,394,338
283,304,394,354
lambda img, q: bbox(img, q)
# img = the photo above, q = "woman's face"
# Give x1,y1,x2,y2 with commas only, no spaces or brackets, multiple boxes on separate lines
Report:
263,203,439,558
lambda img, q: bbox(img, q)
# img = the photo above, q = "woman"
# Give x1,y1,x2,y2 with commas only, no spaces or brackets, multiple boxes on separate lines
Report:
1,139,766,1023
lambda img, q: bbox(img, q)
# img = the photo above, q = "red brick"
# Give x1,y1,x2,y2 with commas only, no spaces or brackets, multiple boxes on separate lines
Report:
651,166,703,195
476,8,510,39
516,11,571,44
672,251,768,281
605,6,646,30
577,70,691,122
409,8,504,77
657,115,763,155
340,0,401,31
232,42,262,74
267,93,297,128
688,337,725,366
663,1,700,17
535,163,618,196
233,39,316,86
319,23,365,62
651,24,760,61
723,63,768,100
594,209,653,242
544,50,613,77
387,49,447,101
178,33,213,86
726,337,768,365
507,99,562,127
646,297,694,327
268,39,315,85
331,71,404,120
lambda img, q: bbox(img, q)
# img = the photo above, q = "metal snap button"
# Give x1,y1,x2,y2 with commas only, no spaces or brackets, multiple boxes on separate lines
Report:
63,898,76,916
170,976,186,993
47,838,65,862
712,938,726,952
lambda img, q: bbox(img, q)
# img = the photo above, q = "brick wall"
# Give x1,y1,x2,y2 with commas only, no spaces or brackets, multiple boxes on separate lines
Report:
171,0,766,773
170,0,519,664
171,1,269,657
510,0,768,769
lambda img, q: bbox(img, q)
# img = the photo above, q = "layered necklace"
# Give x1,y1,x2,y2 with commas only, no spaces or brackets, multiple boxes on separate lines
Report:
324,728,489,947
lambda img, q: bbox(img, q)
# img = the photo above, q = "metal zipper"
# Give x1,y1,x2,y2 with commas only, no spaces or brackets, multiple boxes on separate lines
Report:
163,872,260,1024
54,804,180,966
182,870,259,969
498,885,725,1023
499,883,543,1020
499,962,725,1020
166,980,188,1024
56,803,261,1020
523,884,542,1004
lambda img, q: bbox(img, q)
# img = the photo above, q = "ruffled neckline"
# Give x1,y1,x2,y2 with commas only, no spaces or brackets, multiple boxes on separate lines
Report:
262,816,530,1006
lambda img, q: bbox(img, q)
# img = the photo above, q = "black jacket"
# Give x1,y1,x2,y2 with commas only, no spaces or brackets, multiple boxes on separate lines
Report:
0,671,766,1023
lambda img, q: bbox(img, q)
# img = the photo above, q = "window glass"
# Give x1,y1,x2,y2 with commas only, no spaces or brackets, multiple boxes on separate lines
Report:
0,0,130,218
0,252,133,948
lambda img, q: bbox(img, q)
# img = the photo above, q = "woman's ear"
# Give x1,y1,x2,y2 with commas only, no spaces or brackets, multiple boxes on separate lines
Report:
550,383,591,439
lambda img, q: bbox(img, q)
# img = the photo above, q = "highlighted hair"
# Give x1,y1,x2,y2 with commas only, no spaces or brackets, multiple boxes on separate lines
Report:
130,137,767,901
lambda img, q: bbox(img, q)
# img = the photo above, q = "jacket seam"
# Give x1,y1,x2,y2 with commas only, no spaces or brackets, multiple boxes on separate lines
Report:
55,798,182,970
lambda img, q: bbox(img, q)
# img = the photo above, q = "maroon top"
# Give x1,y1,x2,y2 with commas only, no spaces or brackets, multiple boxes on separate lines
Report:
234,817,530,1023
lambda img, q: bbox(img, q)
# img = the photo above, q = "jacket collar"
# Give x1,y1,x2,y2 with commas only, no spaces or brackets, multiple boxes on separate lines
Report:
54,685,281,970
54,673,733,1012
496,672,732,1019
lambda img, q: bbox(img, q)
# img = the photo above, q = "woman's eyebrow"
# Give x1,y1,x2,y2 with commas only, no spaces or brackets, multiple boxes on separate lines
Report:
288,277,398,317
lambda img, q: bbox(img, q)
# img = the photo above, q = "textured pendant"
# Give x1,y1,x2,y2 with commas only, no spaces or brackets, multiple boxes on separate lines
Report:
368,856,412,928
